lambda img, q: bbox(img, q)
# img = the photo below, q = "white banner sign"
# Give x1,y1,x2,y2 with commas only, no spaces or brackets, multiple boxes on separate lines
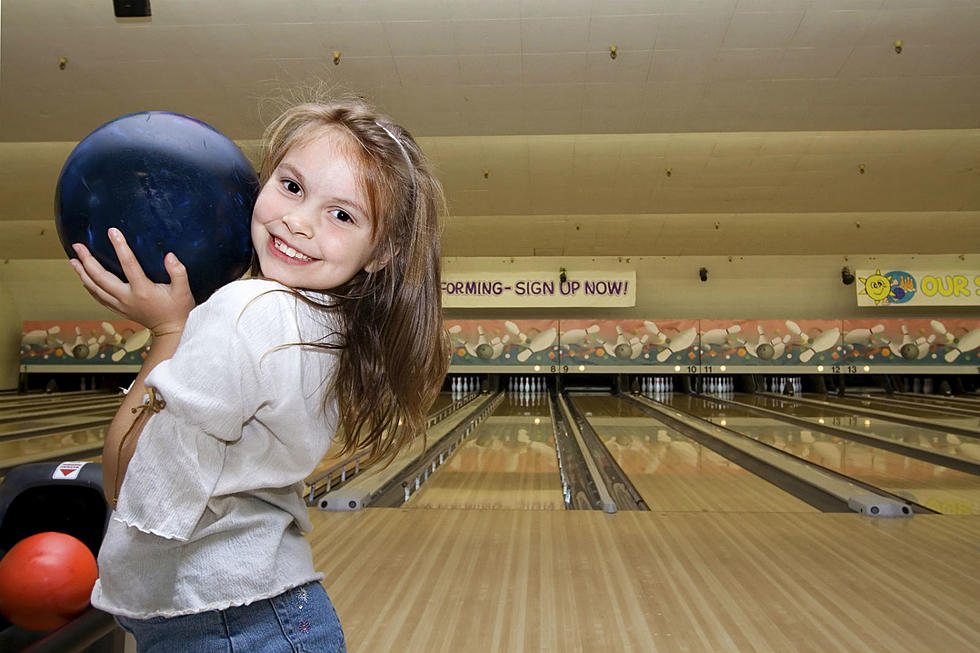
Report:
441,271,636,308
856,269,980,307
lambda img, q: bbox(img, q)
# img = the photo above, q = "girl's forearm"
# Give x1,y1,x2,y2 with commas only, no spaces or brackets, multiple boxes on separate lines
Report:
102,330,182,506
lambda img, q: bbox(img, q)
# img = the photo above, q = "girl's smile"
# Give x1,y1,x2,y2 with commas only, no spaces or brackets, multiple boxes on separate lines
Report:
269,235,315,263
251,126,382,289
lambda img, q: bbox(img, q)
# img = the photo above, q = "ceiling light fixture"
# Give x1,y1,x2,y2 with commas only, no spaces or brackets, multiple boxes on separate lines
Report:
609,45,618,60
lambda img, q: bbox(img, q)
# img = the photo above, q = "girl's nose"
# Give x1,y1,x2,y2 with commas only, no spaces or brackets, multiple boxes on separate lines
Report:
281,213,313,238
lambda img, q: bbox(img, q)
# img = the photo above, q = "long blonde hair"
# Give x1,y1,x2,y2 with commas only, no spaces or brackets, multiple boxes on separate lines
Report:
255,98,448,465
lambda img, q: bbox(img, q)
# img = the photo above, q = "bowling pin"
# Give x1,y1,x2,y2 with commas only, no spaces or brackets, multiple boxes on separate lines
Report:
112,328,152,362
743,325,768,359
931,320,953,344
561,324,600,347
799,328,840,363
630,333,649,360
490,334,510,359
656,327,697,363
888,325,914,358
84,334,105,359
915,334,935,360
785,320,808,345
517,328,557,362
447,324,465,350
642,321,668,345
505,321,529,345
464,325,491,359
604,326,631,360
67,327,86,358
844,323,885,345
102,321,124,345
22,325,62,346
700,324,742,346
771,334,791,359
944,327,980,363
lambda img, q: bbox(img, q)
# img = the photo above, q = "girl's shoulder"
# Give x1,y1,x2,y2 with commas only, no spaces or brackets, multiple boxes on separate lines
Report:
201,278,295,313
198,279,338,338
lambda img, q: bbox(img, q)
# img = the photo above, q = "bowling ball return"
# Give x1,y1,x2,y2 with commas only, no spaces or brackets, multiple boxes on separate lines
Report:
0,462,121,652
55,111,258,305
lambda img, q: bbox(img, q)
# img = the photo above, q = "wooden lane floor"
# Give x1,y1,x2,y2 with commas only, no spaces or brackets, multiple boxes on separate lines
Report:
0,390,108,407
0,393,120,415
675,393,980,515
0,423,106,474
0,397,122,423
737,393,980,464
570,394,818,513
309,508,980,653
405,392,563,510
0,407,116,440
744,394,980,441
815,394,980,428
849,392,980,417
303,392,472,484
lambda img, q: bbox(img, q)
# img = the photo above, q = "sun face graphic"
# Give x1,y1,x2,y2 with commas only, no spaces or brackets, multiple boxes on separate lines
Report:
858,269,892,305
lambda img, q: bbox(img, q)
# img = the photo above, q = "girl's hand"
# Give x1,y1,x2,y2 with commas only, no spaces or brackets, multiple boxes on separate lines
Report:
69,227,195,335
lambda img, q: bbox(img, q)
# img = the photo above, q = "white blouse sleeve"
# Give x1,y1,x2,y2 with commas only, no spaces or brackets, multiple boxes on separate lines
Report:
113,280,312,541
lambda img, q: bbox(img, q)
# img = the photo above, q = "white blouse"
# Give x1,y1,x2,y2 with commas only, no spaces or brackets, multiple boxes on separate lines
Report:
91,278,340,619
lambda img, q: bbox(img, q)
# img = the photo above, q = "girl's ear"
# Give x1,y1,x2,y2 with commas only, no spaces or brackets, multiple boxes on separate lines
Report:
364,242,398,273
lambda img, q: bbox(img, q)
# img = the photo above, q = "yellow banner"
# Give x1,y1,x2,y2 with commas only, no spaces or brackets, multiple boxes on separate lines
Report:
855,269,980,307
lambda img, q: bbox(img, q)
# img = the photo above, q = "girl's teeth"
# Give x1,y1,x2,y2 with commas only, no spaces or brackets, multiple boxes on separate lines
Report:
275,237,311,261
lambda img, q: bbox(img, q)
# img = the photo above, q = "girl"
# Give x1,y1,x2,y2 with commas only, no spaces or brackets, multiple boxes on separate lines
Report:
68,98,448,652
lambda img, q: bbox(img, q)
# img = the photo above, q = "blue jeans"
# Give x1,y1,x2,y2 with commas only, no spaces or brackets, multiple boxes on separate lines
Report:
116,581,345,653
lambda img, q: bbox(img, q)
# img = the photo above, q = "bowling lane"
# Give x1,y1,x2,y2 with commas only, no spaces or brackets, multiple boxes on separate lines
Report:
405,392,564,510
429,393,455,413
819,394,980,429
879,393,980,416
0,407,117,440
0,424,106,474
671,394,980,515
0,397,122,423
0,390,107,407
739,394,978,464
570,394,818,513
0,393,119,414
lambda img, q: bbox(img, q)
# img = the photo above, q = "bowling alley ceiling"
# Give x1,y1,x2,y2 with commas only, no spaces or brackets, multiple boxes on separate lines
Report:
1,0,979,260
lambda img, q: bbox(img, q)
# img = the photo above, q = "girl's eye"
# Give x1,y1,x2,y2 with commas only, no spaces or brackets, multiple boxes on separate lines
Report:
331,209,355,224
281,179,302,195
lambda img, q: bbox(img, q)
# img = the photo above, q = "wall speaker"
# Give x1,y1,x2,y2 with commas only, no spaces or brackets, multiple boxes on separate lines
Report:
113,0,151,18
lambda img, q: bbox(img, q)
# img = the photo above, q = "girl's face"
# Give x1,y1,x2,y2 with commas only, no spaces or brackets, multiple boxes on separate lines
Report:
251,127,382,290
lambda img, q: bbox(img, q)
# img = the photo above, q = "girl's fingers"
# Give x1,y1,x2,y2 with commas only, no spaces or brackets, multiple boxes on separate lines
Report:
163,253,195,307
163,252,188,285
69,258,123,312
108,228,151,287
71,242,125,294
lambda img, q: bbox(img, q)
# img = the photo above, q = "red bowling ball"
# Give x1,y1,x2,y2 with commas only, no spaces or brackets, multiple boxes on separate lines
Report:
0,532,98,631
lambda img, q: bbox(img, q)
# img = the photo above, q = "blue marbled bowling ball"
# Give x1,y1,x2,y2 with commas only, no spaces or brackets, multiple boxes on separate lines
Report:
55,111,258,304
